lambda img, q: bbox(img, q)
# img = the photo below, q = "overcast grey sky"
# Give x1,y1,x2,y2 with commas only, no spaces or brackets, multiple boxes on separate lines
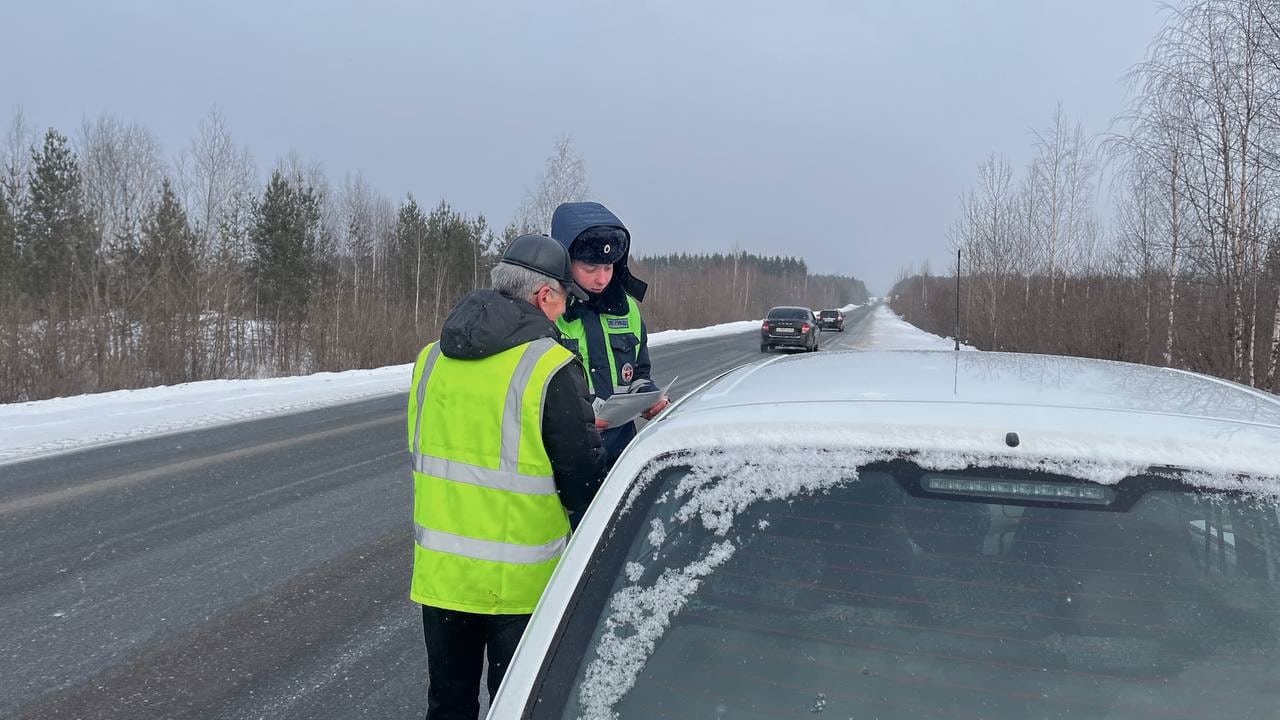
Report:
4,0,1167,293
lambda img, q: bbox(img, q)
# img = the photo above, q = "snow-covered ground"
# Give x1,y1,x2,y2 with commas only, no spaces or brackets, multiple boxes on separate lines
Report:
848,304,975,351
0,302,939,466
648,320,762,347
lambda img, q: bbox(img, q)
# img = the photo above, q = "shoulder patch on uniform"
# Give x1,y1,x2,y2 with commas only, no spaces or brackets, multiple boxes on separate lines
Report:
607,317,629,329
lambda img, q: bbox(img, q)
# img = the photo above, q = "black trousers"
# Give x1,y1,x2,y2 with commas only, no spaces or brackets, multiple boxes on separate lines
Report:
421,604,531,720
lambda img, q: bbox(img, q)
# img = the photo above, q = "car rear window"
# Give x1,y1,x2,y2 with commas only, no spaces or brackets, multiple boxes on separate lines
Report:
767,308,809,320
819,310,839,317
532,463,1280,719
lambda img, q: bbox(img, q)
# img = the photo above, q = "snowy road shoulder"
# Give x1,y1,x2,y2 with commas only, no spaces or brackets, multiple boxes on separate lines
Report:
0,367,417,466
0,313,859,466
0,305,890,466
846,304,976,351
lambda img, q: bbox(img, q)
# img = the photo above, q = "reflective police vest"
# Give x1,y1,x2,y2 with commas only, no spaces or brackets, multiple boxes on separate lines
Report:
407,336,576,614
556,295,643,397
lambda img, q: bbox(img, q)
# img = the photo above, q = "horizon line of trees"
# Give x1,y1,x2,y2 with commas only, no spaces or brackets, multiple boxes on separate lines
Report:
895,0,1280,393
0,114,866,403
635,252,867,329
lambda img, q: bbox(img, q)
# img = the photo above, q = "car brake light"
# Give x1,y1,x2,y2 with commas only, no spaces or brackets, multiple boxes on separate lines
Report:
923,475,1116,505
762,322,770,331
801,323,810,333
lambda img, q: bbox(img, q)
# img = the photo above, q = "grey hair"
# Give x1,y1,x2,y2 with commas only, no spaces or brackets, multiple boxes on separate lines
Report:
491,262,557,303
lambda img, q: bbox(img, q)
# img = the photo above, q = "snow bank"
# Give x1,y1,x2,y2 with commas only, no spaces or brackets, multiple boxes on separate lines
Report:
647,320,761,347
851,304,974,351
0,365,414,465
0,305,872,466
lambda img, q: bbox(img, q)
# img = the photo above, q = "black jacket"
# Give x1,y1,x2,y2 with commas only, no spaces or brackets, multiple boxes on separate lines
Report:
438,289,606,512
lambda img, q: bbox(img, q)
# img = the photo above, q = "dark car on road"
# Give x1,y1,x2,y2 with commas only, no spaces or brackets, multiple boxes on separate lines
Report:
760,306,819,353
817,309,845,331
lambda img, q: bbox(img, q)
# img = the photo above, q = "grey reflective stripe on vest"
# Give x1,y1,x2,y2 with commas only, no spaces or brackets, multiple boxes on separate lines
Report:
411,337,571,496
499,338,561,473
413,453,557,495
410,343,443,458
415,523,566,565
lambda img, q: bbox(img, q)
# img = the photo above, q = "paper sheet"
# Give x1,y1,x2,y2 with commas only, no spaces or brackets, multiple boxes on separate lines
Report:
592,376,677,427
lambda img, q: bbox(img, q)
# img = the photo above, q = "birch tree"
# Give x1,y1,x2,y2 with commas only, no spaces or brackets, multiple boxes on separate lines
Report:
519,134,589,234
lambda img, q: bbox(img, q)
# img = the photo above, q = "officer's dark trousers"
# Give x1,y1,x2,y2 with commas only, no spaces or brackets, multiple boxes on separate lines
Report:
421,604,530,720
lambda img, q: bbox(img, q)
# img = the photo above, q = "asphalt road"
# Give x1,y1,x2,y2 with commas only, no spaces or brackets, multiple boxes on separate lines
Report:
2,305,875,720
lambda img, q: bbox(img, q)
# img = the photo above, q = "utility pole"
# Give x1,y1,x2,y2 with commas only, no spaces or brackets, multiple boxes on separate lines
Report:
954,248,961,351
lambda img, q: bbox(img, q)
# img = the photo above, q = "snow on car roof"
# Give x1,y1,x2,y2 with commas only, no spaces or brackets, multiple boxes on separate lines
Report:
612,350,1280,487
682,350,1280,428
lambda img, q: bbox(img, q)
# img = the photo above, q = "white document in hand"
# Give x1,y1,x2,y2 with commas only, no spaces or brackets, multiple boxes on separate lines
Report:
592,389,663,427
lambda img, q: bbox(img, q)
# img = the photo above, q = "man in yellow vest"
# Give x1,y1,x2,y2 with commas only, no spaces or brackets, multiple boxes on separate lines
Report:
407,234,606,719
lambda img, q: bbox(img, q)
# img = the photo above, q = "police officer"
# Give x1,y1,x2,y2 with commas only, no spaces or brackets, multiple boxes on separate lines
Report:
407,234,606,720
551,202,668,467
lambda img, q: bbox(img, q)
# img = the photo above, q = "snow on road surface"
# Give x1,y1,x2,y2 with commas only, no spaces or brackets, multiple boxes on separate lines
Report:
0,304,915,465
849,304,975,351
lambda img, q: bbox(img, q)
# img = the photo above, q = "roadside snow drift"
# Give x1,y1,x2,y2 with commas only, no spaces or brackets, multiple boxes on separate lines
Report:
0,305,881,465
850,304,974,351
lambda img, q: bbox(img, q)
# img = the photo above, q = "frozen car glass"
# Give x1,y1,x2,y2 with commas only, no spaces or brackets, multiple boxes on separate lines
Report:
530,464,1280,720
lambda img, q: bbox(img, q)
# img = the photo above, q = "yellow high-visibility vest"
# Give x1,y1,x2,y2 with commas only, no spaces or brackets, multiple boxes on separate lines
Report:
556,294,642,395
407,337,575,614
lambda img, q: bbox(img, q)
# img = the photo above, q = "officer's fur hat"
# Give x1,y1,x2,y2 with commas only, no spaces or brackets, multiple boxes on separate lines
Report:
568,226,629,265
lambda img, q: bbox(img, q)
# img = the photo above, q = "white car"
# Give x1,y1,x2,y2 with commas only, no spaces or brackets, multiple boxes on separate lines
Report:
489,350,1280,719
